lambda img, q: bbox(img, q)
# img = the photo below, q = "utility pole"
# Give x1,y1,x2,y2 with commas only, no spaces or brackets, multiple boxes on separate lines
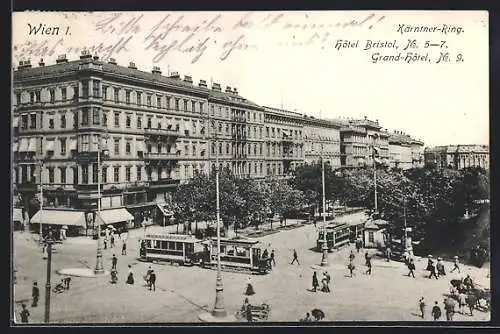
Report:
94,134,108,275
38,159,44,244
320,143,329,266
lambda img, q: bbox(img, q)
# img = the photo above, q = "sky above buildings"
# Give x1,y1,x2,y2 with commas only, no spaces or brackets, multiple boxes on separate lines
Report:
12,11,489,147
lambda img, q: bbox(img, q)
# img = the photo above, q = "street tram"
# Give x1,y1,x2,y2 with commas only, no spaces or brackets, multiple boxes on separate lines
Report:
316,222,351,251
200,238,272,274
139,233,203,266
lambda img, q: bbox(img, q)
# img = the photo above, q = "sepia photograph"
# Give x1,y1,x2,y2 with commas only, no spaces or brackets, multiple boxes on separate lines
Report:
11,10,490,324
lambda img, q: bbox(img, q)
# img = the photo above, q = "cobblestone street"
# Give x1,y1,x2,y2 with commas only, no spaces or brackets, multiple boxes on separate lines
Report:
13,212,490,323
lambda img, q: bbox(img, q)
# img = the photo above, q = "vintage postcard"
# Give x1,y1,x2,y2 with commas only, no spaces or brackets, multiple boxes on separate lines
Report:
11,11,490,324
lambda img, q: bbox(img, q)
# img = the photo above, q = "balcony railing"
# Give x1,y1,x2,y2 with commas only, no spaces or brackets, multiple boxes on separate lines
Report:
75,151,99,163
149,178,180,189
144,152,181,160
144,127,179,137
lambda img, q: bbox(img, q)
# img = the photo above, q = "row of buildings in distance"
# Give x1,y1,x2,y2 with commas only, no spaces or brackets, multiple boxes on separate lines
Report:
11,53,489,235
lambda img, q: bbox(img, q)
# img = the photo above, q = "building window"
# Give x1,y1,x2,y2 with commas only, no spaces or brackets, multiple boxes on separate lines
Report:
137,116,142,129
60,138,66,155
111,139,120,156
81,81,89,98
49,89,55,103
93,80,100,97
212,143,215,155
368,231,374,243
125,166,131,181
30,114,37,129
191,101,196,112
226,143,230,154
218,123,222,133
126,115,131,128
93,164,98,183
156,96,161,108
60,167,66,184
166,96,171,109
147,117,152,128
114,112,120,128
16,93,21,105
184,145,189,156
136,92,142,105
157,143,162,154
30,92,35,103
114,88,119,102
48,167,54,183
81,135,90,151
93,108,100,125
200,102,204,113
183,100,188,111
81,108,89,125
125,141,131,155
102,86,107,100
219,143,222,155
102,166,108,183
266,127,269,137
21,115,28,129
136,166,141,181
254,163,257,174
193,144,196,157
126,91,131,104
82,165,89,184
184,165,189,178
175,98,180,111
113,167,120,182
147,95,152,107
35,90,41,102
60,114,66,128
49,118,54,129
103,113,108,127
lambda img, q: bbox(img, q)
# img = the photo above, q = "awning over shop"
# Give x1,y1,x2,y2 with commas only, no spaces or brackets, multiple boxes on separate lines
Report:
30,210,87,227
69,138,77,150
27,138,36,152
18,138,29,152
97,208,134,225
13,208,23,222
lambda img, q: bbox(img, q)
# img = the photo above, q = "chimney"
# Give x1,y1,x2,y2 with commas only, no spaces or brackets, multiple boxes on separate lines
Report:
225,86,232,93
183,75,193,84
169,71,180,79
108,58,117,65
93,55,99,61
38,58,45,67
18,59,32,69
364,116,367,120
56,54,68,64
233,87,238,95
128,62,137,69
80,50,92,59
198,79,207,88
152,66,162,75
212,82,221,91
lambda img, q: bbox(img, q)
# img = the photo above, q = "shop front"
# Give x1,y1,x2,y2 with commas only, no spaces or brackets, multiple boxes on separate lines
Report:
96,208,134,234
29,209,87,237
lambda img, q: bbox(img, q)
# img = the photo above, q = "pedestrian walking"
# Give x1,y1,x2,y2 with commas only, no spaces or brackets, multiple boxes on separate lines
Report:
103,237,108,250
19,304,30,323
428,261,438,280
432,301,442,320
349,250,355,262
385,247,392,262
270,250,276,266
63,277,71,290
149,270,156,291
145,266,153,286
402,250,409,265
321,271,331,292
365,256,372,275
111,254,118,270
42,244,48,260
444,298,455,321
418,297,426,319
348,261,355,278
355,238,362,253
111,234,115,248
312,271,319,292
290,249,300,265
437,257,446,276
121,240,127,255
31,281,39,307
126,265,134,285
245,276,255,296
458,292,467,314
301,312,313,322
450,256,461,274
407,258,416,278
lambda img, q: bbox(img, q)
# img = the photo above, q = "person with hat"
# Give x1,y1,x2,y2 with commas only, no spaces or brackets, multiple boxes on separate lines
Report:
418,297,426,318
407,258,416,278
19,304,30,323
428,259,438,280
450,255,461,274
149,269,156,291
31,281,39,307
431,301,442,321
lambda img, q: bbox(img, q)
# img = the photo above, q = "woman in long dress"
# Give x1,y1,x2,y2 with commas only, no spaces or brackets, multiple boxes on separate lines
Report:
126,265,134,285
245,276,255,296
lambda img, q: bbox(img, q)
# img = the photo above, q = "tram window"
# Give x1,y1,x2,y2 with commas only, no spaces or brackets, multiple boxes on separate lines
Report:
146,240,152,248
236,247,247,257
176,242,183,251
220,245,226,254
160,241,167,249
152,240,158,248
227,246,235,256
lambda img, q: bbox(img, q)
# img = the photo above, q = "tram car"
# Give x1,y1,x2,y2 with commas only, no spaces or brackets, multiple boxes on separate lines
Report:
139,233,203,266
316,222,351,252
200,238,272,274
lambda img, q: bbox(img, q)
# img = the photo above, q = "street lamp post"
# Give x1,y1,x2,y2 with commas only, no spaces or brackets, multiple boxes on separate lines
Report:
320,152,329,266
94,135,107,275
372,145,378,216
44,233,54,323
38,159,44,244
